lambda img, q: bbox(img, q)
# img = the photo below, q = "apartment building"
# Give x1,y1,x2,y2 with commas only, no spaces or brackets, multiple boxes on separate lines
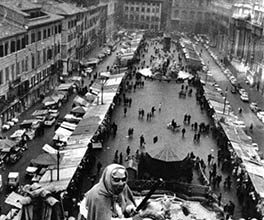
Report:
0,0,63,126
170,0,212,33
230,0,264,88
121,0,163,31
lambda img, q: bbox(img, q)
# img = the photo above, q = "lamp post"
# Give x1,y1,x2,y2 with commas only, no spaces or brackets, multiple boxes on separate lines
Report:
99,75,108,105
223,87,228,114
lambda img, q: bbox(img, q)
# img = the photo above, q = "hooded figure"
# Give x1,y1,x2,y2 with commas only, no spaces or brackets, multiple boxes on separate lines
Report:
85,164,136,220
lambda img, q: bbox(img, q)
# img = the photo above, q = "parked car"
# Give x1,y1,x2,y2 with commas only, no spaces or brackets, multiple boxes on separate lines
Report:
85,67,93,74
257,111,264,121
44,115,56,126
250,102,261,112
49,109,60,119
240,93,249,102
25,166,38,177
239,88,246,95
9,147,23,164
97,53,106,60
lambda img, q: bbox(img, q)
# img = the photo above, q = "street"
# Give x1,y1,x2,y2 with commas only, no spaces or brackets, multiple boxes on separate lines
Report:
197,44,264,154
0,45,120,214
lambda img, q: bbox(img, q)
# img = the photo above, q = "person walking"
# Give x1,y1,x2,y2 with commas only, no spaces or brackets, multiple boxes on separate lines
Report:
181,128,186,138
96,161,102,176
119,152,123,164
140,135,145,147
114,150,119,163
158,102,162,112
124,107,127,117
126,146,131,156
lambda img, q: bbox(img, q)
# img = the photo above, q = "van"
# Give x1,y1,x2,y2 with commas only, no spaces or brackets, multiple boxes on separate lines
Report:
7,172,19,191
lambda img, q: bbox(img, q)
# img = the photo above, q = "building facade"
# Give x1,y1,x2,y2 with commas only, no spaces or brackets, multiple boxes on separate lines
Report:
170,0,212,34
230,0,264,89
0,0,63,127
99,0,119,42
208,0,234,60
121,0,164,31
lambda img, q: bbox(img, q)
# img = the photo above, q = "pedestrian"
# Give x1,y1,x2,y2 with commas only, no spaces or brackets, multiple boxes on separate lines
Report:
187,114,191,125
96,161,102,176
193,133,197,142
194,122,198,131
218,193,222,206
249,123,253,132
114,150,119,163
184,113,188,123
141,109,145,118
158,102,162,112
124,107,127,117
197,132,201,142
126,146,131,156
140,135,145,147
181,128,186,138
151,106,156,116
119,152,123,164
129,98,132,107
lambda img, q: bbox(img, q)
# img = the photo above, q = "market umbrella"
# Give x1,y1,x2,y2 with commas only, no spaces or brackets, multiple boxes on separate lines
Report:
146,143,184,162
71,106,86,115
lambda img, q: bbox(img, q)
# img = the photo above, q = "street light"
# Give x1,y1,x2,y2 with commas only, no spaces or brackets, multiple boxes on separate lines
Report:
99,75,108,105
223,87,228,114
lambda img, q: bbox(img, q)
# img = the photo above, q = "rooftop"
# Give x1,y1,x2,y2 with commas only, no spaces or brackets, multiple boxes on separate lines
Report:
0,20,26,40
43,1,83,16
27,11,64,28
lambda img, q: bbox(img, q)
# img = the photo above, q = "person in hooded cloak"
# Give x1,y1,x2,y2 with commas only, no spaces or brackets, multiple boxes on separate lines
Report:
85,164,137,220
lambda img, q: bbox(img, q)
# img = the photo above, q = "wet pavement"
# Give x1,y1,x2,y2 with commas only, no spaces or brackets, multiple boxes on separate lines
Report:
197,44,264,155
81,40,243,219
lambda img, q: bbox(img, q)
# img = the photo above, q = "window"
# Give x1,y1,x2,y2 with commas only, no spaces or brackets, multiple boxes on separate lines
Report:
141,7,145,12
43,29,47,39
25,56,28,71
16,62,20,76
147,8,150,13
55,26,58,34
11,40,16,53
31,54,35,69
152,8,155,13
125,6,128,11
0,45,3,57
21,60,25,72
136,7,139,12
5,67,9,82
37,51,41,66
31,32,35,43
58,25,62,33
37,31,41,41
156,7,159,13
25,34,28,46
141,15,145,20
146,16,150,21
11,64,14,80
16,39,21,51
21,37,25,48
43,48,46,63
48,28,51,37
4,42,8,55
131,7,134,11
0,70,3,85
174,10,179,18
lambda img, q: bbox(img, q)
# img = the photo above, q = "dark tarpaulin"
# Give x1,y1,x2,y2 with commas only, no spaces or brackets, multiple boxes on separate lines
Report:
138,153,194,181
